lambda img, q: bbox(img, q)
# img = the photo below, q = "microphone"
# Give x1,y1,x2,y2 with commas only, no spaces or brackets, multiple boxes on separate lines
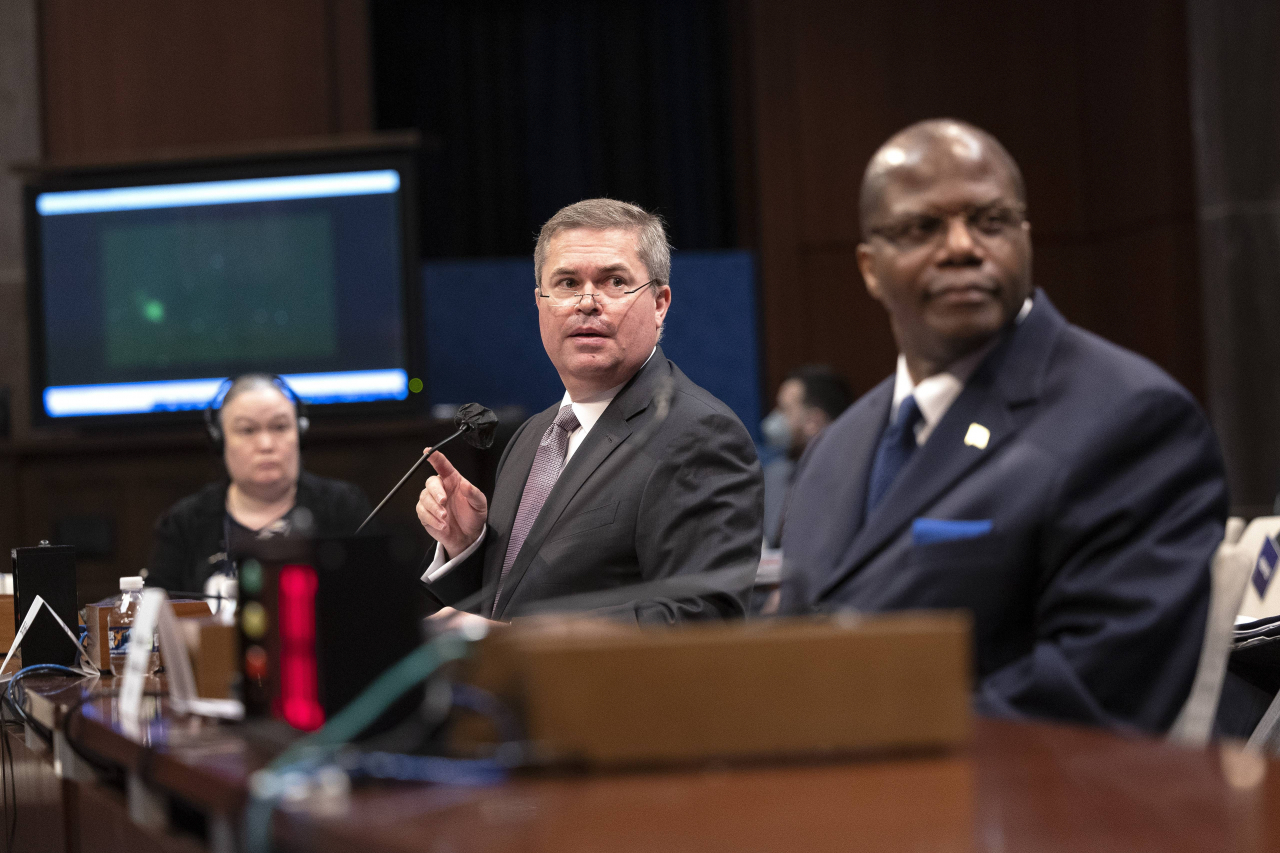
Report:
355,403,498,533
443,376,676,617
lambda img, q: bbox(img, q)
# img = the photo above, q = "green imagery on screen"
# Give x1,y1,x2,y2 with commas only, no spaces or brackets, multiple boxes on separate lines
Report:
102,213,339,369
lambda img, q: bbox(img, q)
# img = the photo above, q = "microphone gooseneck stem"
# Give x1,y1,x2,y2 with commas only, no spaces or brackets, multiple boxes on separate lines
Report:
355,426,467,533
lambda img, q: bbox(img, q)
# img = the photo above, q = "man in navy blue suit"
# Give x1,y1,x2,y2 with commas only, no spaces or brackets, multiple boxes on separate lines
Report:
778,119,1228,732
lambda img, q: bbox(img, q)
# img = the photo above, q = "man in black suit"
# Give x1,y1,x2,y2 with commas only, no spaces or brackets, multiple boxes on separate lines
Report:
779,119,1227,731
417,199,763,623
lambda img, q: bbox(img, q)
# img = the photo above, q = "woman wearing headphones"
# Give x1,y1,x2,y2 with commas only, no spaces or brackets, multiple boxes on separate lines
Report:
146,373,373,594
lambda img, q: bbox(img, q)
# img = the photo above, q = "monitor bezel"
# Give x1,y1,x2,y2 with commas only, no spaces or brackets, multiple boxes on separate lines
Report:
22,140,425,431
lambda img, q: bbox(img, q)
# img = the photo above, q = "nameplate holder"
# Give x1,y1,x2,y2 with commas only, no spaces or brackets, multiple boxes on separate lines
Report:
119,591,241,738
454,611,973,768
0,594,97,681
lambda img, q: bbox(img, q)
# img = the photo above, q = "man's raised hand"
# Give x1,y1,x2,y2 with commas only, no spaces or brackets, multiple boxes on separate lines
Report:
416,450,488,558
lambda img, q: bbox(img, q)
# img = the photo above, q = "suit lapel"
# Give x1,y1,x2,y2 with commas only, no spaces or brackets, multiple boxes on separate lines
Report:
481,405,555,615
830,378,894,537
817,290,1066,601
820,378,1016,599
493,349,666,617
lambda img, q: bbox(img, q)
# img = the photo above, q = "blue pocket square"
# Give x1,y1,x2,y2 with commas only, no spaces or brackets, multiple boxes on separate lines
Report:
912,518,994,546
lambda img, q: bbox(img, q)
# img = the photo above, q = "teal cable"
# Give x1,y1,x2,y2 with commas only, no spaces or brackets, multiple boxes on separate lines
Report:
246,632,474,853
270,632,471,769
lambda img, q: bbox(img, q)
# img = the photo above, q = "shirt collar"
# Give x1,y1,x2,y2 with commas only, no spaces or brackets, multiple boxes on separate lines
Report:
890,296,1034,430
558,347,657,433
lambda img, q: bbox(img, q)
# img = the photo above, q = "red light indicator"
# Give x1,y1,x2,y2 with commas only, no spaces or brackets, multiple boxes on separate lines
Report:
277,563,324,731
244,645,268,682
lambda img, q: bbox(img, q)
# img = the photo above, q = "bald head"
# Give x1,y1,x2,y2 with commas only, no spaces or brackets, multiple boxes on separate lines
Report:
854,118,1034,381
859,119,1025,239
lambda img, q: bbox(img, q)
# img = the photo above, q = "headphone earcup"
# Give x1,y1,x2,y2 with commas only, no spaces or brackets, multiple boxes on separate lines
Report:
205,422,223,453
204,376,234,454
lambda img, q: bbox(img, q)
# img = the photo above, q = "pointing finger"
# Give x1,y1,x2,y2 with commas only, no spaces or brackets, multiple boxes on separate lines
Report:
427,450,457,480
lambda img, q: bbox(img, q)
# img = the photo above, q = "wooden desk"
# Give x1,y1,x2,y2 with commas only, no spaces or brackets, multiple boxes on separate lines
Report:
13,675,1280,853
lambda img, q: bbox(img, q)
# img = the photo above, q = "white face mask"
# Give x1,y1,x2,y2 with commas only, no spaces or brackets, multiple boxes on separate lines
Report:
761,409,792,452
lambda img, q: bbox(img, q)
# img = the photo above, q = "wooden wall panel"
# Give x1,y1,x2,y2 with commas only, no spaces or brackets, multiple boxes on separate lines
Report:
747,0,1205,405
793,248,899,395
16,449,218,603
39,0,371,161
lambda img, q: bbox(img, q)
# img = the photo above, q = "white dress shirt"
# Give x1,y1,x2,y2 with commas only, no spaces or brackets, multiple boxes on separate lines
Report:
422,349,655,582
889,297,1033,445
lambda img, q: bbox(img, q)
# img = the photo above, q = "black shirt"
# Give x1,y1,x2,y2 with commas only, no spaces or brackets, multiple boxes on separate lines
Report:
146,471,373,593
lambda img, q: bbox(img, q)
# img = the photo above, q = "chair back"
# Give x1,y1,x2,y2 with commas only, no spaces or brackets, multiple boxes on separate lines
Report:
1169,517,1248,745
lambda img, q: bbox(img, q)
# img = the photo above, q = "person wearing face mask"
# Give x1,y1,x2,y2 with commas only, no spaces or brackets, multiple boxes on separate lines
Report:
146,374,373,595
760,365,853,548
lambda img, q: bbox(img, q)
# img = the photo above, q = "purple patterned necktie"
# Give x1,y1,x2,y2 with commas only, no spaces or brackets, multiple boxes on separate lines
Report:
494,404,581,609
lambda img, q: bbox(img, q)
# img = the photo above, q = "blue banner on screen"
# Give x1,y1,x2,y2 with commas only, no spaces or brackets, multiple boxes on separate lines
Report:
32,167,410,420
36,170,400,216
44,370,409,417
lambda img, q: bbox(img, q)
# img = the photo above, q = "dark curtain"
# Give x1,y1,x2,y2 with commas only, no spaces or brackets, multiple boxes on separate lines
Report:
370,0,737,259
1186,0,1280,511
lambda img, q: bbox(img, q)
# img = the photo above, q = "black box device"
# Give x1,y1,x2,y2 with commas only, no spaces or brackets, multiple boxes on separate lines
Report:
237,533,427,736
12,543,78,667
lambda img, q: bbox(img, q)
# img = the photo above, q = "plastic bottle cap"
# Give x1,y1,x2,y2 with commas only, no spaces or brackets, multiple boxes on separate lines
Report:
119,576,145,591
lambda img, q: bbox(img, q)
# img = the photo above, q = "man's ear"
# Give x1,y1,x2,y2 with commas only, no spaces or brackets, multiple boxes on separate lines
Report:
653,283,672,325
857,243,882,301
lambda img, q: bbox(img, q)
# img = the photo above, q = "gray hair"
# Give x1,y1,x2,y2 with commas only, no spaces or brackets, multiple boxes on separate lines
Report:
534,199,672,286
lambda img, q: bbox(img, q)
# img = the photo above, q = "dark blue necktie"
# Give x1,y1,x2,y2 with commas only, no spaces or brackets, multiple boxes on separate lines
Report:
864,395,923,518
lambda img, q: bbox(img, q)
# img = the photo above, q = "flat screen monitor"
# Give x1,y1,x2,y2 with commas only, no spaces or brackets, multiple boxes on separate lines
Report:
22,143,422,426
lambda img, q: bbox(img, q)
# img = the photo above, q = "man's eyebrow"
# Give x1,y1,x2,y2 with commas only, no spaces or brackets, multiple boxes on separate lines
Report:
549,263,633,277
883,199,1014,220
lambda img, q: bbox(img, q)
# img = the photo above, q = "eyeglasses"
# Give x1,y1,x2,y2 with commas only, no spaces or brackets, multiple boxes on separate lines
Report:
537,278,660,308
868,204,1026,250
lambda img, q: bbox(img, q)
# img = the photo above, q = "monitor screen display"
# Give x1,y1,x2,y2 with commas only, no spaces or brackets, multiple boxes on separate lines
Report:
25,150,420,424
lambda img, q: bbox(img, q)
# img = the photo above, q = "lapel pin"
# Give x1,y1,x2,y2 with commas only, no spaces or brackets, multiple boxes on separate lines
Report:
964,422,990,450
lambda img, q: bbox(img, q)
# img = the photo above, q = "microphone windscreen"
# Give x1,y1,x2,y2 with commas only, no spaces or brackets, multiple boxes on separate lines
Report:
455,403,498,449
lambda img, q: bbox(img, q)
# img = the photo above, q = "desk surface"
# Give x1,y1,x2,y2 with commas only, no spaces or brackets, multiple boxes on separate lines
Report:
22,675,1280,853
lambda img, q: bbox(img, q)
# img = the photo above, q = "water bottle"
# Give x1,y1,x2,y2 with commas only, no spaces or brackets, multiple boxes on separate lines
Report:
107,577,158,677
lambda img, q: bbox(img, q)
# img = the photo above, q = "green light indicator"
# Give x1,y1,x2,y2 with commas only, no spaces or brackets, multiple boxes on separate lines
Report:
143,299,165,323
240,559,262,596
408,378,423,394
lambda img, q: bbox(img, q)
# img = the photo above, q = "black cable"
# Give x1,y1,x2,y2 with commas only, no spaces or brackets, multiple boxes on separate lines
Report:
7,681,47,746
1,694,16,852
0,664,81,853
0,672,161,852
2,665,83,749
0,663,106,853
